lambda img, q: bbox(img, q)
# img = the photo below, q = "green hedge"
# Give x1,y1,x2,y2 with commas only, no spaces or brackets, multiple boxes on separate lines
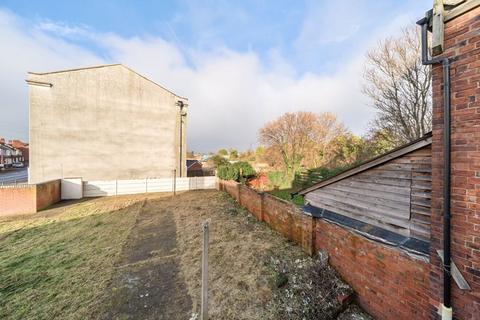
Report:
218,161,255,182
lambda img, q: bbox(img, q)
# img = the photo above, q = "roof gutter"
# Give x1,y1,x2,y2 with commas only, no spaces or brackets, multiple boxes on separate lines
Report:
417,13,452,320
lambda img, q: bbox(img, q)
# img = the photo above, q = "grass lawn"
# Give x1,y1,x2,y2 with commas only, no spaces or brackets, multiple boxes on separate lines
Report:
0,194,151,320
0,190,369,319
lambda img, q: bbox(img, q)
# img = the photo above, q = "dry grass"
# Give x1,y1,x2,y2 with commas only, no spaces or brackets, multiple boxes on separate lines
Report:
172,190,362,319
0,194,157,320
173,191,295,319
0,190,370,319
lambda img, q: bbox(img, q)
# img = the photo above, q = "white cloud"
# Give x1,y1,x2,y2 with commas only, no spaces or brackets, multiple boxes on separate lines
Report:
36,20,91,37
1,7,419,152
0,10,102,140
295,0,364,49
99,38,373,151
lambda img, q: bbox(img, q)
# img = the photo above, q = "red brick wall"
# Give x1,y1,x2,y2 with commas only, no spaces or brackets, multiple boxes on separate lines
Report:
0,185,37,216
218,180,312,254
263,193,304,245
0,180,61,216
315,219,432,319
238,184,262,220
221,179,240,202
36,180,61,211
218,180,432,319
430,7,480,319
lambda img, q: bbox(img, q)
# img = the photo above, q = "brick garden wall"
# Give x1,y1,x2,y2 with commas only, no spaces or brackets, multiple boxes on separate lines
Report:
218,180,431,319
430,7,480,319
239,184,262,220
315,219,432,319
36,180,61,211
0,184,37,216
219,180,314,255
0,180,61,217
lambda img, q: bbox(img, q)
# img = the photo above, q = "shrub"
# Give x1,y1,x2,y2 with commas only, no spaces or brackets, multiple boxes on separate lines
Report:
217,164,239,181
267,171,292,189
232,162,255,179
209,155,229,167
217,161,255,182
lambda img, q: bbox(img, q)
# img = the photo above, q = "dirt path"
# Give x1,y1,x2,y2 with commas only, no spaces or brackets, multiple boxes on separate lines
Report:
103,197,192,319
98,190,370,319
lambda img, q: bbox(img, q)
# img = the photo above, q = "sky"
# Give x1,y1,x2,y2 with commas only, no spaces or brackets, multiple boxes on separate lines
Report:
0,0,432,152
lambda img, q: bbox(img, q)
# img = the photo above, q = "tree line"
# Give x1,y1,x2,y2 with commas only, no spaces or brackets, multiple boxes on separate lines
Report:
256,25,431,187
205,25,431,191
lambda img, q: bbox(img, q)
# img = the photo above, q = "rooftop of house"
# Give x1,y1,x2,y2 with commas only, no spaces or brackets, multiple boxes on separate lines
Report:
186,159,201,169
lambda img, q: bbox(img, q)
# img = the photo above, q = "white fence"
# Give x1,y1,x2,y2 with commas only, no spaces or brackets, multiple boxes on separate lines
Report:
82,176,217,198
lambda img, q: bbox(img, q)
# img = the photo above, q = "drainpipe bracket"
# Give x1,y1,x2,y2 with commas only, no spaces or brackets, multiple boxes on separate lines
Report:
437,250,471,291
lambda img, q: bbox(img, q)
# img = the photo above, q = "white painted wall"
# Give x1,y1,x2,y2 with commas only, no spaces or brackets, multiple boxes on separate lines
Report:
61,178,83,199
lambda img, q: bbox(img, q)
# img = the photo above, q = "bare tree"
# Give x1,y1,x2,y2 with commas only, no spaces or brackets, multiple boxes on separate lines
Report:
363,26,432,143
259,112,345,175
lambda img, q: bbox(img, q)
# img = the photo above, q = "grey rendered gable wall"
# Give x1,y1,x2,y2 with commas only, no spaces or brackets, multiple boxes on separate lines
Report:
28,65,187,183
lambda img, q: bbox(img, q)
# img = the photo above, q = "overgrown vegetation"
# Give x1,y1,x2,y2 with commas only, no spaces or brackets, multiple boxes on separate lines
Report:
292,166,349,190
268,189,305,206
244,23,430,201
217,161,255,182
208,154,229,167
267,171,292,190
173,191,370,319
266,252,354,320
264,167,350,206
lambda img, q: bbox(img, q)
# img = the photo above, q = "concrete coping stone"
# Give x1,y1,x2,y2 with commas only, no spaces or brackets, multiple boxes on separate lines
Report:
303,204,430,257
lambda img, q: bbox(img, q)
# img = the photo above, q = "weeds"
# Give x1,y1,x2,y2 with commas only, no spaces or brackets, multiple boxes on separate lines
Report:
266,251,353,320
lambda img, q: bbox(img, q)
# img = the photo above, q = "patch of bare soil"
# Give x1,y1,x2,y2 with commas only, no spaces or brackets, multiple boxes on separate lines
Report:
172,190,371,319
101,194,192,320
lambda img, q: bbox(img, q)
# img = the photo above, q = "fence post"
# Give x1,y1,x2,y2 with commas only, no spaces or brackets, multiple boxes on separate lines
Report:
173,169,177,196
201,221,209,320
115,179,118,196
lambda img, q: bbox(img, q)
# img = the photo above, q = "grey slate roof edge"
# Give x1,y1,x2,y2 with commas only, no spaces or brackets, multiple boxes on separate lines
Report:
303,204,430,257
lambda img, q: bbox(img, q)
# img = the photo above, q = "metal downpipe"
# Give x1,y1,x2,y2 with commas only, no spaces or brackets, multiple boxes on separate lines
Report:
417,15,452,318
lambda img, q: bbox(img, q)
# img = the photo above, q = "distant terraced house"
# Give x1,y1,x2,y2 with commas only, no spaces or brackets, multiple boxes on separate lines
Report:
0,139,24,169
26,64,189,184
